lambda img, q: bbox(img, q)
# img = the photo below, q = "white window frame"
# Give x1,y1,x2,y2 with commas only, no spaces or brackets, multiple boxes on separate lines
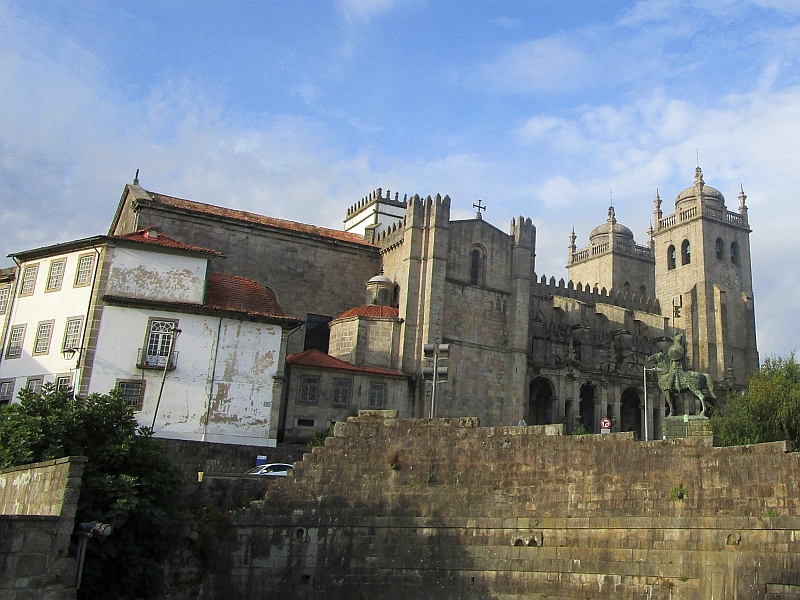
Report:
25,377,44,394
142,318,179,368
332,378,351,406
62,316,84,352
0,380,14,404
32,320,55,356
45,258,66,292
368,382,387,408
74,253,95,287
116,379,145,411
6,325,26,359
55,374,73,392
0,285,10,315
299,375,319,404
19,264,38,296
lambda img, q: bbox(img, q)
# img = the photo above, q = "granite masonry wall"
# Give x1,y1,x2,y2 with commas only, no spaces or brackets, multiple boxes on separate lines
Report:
189,412,800,600
160,439,307,483
0,457,86,600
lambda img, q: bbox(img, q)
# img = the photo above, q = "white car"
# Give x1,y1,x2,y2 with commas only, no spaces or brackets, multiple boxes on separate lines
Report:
245,463,294,476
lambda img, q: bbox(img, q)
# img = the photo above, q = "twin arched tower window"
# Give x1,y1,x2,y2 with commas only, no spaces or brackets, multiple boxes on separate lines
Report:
731,242,739,264
716,238,724,260
681,240,691,265
470,247,484,286
667,245,676,270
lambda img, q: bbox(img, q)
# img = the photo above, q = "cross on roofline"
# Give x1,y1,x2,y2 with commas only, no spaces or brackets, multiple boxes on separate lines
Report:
473,199,486,220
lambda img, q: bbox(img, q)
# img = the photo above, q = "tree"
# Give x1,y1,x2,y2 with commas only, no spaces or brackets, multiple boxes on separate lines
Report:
0,384,183,600
711,354,800,448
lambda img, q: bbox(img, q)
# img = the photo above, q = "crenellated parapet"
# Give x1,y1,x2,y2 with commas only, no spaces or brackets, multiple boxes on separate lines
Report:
531,273,661,314
375,218,406,250
427,193,451,227
346,187,407,218
510,216,535,249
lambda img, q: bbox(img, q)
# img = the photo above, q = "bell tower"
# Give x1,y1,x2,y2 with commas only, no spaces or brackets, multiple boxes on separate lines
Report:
652,167,758,384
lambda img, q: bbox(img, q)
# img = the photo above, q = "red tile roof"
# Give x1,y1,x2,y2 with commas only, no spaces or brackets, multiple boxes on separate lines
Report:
286,349,406,377
147,191,374,246
115,228,221,255
205,272,288,318
337,305,399,319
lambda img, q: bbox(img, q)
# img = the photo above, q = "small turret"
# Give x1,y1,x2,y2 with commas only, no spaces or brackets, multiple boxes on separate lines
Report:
738,184,748,222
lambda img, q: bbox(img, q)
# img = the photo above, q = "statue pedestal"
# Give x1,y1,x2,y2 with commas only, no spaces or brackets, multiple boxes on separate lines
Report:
663,415,712,440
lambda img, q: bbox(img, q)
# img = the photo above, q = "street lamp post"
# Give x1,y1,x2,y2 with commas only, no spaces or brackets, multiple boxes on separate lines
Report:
643,366,662,441
151,327,182,431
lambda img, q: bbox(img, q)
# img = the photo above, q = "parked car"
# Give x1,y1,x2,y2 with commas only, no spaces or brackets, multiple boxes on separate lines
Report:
245,463,294,476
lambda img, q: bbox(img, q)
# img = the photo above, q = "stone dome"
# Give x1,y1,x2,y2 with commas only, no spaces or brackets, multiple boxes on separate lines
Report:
589,221,634,243
368,274,393,284
675,166,726,209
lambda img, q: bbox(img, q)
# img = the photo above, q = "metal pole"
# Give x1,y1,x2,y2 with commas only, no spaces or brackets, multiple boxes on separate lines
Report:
430,351,438,419
75,534,88,589
643,366,648,442
151,327,180,431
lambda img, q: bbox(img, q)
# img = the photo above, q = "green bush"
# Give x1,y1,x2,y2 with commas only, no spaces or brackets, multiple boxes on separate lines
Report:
0,384,183,599
711,354,800,448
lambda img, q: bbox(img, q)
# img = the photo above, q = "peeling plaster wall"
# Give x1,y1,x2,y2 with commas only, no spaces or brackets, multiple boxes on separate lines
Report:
88,306,281,447
106,247,207,305
204,319,281,444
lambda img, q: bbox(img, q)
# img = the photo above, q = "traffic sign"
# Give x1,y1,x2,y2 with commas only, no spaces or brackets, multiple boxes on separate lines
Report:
600,417,612,430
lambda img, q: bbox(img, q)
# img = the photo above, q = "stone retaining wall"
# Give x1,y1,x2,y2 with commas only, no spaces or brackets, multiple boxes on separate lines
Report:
0,457,86,600
189,414,800,600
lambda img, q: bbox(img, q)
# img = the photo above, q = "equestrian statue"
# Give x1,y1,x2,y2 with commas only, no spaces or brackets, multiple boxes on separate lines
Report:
647,333,716,417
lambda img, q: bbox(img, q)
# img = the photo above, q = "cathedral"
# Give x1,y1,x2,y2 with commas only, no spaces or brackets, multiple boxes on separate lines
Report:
109,166,757,441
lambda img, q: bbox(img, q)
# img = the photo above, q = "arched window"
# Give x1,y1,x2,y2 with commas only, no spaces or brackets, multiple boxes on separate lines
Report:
731,242,739,264
470,248,483,286
715,238,724,261
667,245,676,270
623,281,631,293
640,285,647,296
681,239,691,265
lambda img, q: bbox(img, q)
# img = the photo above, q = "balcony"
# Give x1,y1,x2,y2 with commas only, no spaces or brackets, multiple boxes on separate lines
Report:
137,348,179,371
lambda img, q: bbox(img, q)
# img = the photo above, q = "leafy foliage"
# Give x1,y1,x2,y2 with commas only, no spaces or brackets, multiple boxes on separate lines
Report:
0,384,183,599
711,354,800,448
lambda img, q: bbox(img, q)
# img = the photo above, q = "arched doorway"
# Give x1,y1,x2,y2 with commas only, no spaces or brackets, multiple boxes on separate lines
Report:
528,377,555,425
620,388,642,440
579,383,595,433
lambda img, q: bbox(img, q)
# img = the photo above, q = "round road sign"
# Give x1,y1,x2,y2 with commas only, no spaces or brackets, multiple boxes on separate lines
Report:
600,417,612,429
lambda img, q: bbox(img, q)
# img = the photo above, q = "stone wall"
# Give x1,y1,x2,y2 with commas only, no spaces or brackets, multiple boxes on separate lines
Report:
0,457,86,600
160,438,307,483
191,413,800,600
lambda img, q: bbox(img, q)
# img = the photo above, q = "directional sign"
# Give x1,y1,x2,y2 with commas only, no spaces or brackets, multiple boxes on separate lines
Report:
600,417,612,430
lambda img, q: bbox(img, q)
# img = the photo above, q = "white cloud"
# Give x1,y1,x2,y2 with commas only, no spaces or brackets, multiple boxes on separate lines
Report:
339,0,416,22
479,36,589,94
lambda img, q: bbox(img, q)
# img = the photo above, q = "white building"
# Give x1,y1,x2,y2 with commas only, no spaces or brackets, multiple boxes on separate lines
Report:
0,228,300,447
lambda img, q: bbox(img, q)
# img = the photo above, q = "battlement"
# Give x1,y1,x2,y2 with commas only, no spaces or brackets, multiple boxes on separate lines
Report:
346,187,407,218
510,216,535,248
532,273,661,314
375,218,406,249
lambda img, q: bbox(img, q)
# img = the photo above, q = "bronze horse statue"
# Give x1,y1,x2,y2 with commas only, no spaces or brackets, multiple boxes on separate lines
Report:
647,351,716,417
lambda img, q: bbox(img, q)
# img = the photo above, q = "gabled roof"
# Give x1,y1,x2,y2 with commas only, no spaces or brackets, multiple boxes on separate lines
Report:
205,272,286,318
286,349,407,377
336,305,399,319
114,228,221,256
121,184,374,247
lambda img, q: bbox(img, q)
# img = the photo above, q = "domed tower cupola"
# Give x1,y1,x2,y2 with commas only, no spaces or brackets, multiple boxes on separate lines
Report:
587,206,635,245
675,166,726,211
365,274,394,306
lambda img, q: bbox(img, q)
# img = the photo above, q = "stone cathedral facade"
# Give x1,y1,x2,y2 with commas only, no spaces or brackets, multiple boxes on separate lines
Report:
110,166,757,441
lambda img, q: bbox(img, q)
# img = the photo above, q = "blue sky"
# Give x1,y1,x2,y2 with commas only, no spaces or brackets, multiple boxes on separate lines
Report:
1,0,799,357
